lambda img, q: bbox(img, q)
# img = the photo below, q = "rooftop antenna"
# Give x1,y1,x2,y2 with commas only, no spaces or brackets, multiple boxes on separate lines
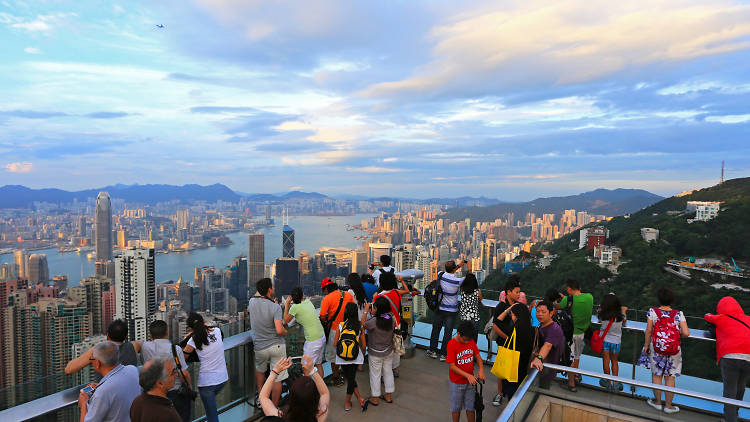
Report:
283,208,288,226
721,160,725,184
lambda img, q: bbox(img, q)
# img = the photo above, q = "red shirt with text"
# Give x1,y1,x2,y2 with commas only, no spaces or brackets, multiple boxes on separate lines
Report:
446,337,480,384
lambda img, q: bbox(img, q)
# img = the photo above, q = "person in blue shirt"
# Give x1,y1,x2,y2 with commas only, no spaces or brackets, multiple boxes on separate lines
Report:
360,274,378,302
78,341,140,422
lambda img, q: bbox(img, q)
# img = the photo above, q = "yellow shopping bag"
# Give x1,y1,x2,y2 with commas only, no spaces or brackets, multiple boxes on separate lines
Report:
491,329,519,382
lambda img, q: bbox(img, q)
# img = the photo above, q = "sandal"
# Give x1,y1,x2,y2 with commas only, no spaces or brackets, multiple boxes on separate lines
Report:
380,395,393,403
361,399,368,412
367,399,379,406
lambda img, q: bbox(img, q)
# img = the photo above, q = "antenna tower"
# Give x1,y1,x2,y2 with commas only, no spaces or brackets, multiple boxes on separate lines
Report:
721,160,725,184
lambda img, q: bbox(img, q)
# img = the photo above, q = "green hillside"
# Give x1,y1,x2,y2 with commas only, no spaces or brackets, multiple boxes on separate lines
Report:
481,177,750,380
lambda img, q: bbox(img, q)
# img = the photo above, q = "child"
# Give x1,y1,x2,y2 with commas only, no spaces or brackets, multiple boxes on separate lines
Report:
598,293,627,391
447,320,486,422
333,302,367,411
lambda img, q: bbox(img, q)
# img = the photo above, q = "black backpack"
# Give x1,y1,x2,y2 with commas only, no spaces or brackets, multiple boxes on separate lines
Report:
553,295,574,366
424,271,444,312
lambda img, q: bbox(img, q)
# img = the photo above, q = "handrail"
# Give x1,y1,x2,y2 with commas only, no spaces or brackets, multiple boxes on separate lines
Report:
495,368,540,422
0,330,255,422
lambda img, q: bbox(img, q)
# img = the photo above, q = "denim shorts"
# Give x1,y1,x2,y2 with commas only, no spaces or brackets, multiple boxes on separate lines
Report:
602,341,621,354
449,382,475,412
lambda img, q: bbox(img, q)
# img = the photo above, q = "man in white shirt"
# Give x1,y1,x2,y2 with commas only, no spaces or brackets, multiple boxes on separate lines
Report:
372,255,395,287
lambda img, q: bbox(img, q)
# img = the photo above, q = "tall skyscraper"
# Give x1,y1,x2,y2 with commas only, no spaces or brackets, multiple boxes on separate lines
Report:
393,244,416,271
27,254,49,285
248,233,264,293
351,249,368,275
13,250,28,280
115,248,156,341
80,277,111,335
282,210,294,258
95,192,113,262
274,257,299,300
176,209,190,230
229,256,248,308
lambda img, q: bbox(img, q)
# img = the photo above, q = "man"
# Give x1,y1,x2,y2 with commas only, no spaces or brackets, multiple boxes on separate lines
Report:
247,278,288,406
140,320,192,422
130,358,182,422
427,259,469,361
78,341,140,422
319,277,354,386
491,276,521,406
66,319,141,375
530,301,566,389
371,254,395,287
557,279,593,391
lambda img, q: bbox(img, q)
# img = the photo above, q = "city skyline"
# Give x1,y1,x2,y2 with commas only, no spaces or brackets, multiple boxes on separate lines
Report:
1,1,749,199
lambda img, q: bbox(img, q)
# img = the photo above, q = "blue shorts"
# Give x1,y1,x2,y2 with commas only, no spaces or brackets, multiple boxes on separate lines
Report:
602,341,621,354
449,382,475,412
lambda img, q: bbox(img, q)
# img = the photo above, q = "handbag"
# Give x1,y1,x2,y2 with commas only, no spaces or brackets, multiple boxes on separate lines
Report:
381,294,406,355
589,318,614,354
491,328,520,382
172,344,198,401
484,319,498,342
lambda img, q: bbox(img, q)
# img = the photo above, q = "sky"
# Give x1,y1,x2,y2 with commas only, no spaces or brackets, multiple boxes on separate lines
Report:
1,0,750,201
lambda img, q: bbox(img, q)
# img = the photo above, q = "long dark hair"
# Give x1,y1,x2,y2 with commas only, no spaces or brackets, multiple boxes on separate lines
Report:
341,302,361,334
373,296,394,331
598,293,624,322
291,287,304,304
286,376,320,422
510,304,533,354
187,312,210,350
461,273,478,294
348,273,366,307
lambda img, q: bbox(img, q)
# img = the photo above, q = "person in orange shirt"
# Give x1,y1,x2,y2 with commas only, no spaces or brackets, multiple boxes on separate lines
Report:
319,278,355,386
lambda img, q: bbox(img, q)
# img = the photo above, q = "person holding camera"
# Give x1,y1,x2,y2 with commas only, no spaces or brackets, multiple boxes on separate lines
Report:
427,259,470,361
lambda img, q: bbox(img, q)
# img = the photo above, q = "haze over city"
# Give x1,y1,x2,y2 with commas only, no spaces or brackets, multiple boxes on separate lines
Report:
2,1,750,199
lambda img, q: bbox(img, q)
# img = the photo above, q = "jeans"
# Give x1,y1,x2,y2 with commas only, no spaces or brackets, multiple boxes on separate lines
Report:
198,382,226,422
369,352,395,397
720,357,750,422
166,390,192,422
430,310,457,356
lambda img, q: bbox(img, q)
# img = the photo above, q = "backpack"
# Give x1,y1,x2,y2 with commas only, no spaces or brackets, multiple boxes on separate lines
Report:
554,295,575,342
336,322,360,361
424,271,445,312
651,307,681,356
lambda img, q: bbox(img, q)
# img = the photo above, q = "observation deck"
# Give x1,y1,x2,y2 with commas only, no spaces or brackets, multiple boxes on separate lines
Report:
1,290,749,422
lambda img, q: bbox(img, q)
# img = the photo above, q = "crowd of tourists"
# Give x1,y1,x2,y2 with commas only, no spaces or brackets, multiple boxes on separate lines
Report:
62,252,750,422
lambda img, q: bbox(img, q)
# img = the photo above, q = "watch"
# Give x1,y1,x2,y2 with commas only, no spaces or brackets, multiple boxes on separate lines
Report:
307,367,318,377
535,355,543,361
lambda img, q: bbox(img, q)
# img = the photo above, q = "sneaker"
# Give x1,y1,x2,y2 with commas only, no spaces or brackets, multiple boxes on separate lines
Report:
492,394,504,407
439,355,447,362
646,399,662,411
598,379,610,389
663,406,680,414
426,350,438,359
334,376,345,387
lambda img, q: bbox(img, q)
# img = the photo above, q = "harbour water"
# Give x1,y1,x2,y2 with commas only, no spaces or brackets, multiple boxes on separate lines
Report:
0,214,375,286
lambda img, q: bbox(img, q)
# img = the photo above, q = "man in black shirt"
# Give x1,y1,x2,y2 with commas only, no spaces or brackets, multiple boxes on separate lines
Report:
491,276,521,407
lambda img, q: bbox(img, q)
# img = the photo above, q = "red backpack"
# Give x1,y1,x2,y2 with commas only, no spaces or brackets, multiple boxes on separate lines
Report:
651,307,681,356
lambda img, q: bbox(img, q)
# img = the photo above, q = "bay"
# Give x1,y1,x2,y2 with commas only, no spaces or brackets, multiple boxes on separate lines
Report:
0,214,375,286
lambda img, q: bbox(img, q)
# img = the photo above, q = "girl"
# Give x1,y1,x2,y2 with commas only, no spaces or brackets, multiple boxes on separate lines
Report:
597,293,627,391
333,302,367,411
183,312,228,422
363,296,396,405
458,273,482,342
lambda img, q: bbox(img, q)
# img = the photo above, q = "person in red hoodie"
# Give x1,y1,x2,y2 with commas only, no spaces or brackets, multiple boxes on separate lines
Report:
704,296,750,422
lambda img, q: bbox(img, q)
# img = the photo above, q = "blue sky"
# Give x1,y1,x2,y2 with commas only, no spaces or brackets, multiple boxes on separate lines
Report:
1,0,750,200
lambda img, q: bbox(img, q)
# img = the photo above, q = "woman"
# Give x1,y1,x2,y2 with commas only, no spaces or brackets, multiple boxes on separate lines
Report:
373,271,411,377
347,273,368,320
333,302,367,411
260,355,330,422
183,312,228,422
597,293,627,391
363,297,395,405
704,296,750,422
458,273,482,342
501,303,533,399
642,287,689,414
284,287,326,377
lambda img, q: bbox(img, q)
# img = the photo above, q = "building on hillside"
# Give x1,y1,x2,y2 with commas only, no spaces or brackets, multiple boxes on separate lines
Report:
640,228,659,242
686,201,721,222
585,226,608,250
594,245,622,266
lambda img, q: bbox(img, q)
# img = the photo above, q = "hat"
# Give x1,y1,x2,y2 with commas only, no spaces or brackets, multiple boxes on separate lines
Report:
320,278,335,290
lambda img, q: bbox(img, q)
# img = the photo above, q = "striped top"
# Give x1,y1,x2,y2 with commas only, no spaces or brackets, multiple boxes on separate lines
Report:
439,272,466,312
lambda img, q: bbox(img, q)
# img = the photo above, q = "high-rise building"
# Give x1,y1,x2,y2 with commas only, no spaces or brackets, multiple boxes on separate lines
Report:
101,284,115,330
27,254,49,285
13,250,28,280
282,226,295,258
95,260,115,279
95,192,113,262
80,277,111,335
248,233,264,294
351,249,368,275
369,242,393,263
394,244,416,271
274,257,299,300
71,335,106,385
208,288,230,314
229,256,248,308
115,248,156,341
116,229,128,248
0,263,15,281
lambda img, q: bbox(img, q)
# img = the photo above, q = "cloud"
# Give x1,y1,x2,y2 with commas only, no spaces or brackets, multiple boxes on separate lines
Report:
86,111,131,119
4,162,33,173
361,0,750,98
190,106,261,114
4,13,76,33
346,166,405,173
24,47,42,54
0,109,68,119
705,114,750,124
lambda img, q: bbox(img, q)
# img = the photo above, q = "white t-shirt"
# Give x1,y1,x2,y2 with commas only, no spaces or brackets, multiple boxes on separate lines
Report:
187,327,229,387
372,265,395,287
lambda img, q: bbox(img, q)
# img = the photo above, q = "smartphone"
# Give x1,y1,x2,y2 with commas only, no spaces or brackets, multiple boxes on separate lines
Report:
80,385,95,397
289,356,304,362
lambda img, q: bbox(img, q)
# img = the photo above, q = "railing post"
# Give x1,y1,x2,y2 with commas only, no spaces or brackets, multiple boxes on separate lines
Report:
631,327,638,396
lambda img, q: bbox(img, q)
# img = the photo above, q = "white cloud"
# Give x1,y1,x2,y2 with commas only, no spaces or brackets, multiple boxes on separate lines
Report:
346,166,404,173
361,0,750,97
24,47,42,54
705,114,750,124
4,162,33,173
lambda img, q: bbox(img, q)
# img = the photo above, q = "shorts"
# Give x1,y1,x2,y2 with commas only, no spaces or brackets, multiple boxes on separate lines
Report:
602,341,621,354
325,334,337,363
449,382,475,412
304,336,326,365
255,344,288,381
571,333,585,360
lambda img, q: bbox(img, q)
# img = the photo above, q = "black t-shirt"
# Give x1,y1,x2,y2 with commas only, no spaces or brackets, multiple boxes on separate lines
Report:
493,300,514,343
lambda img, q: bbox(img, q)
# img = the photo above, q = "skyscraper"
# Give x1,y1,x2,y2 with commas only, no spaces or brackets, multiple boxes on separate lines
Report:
13,250,28,280
115,248,156,341
27,254,49,285
274,257,299,300
176,209,190,230
95,192,113,262
248,233,264,293
282,210,295,258
80,277,111,335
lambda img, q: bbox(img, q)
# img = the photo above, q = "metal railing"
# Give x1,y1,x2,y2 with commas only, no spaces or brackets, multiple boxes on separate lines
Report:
0,330,255,422
496,363,750,422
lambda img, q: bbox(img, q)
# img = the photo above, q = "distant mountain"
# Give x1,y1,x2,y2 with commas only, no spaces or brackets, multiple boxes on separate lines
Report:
443,188,664,222
0,183,241,208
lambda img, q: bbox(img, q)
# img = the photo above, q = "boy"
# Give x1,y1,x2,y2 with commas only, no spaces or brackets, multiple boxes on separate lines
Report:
447,320,486,422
